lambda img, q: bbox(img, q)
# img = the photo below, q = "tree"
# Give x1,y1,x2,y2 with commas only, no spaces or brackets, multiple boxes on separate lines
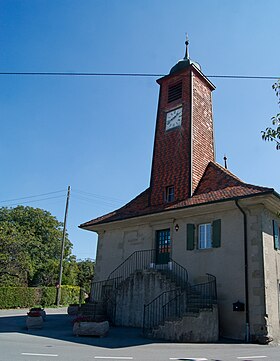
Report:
63,257,95,292
76,259,95,292
0,205,95,289
0,221,30,286
0,206,73,286
262,80,280,149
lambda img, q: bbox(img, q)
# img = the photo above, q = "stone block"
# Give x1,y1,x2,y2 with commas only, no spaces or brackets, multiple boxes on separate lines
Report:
73,320,109,337
26,316,43,329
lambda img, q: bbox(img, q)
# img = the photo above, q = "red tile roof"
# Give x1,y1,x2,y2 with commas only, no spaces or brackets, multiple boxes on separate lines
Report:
79,161,274,228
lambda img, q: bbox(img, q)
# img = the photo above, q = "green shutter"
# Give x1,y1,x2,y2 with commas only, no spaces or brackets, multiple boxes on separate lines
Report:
212,219,221,248
187,224,195,250
273,220,279,250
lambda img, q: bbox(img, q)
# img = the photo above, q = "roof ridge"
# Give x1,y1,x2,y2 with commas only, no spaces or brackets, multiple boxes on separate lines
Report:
210,161,273,191
210,161,243,182
194,161,272,196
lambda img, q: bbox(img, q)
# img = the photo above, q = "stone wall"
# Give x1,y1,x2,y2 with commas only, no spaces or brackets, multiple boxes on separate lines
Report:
114,269,177,327
149,304,219,342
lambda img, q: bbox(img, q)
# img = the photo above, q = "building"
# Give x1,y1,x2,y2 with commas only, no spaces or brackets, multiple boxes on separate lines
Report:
80,39,280,343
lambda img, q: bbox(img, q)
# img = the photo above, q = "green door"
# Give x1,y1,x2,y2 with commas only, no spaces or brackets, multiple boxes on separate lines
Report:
156,229,171,265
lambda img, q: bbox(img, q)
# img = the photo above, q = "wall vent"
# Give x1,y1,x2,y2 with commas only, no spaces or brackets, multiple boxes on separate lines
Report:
168,82,182,103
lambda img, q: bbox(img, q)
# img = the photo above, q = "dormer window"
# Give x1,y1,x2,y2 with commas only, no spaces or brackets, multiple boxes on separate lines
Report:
168,82,182,103
166,186,175,202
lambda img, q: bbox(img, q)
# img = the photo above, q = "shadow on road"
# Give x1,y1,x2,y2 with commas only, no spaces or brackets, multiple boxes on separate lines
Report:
0,310,158,349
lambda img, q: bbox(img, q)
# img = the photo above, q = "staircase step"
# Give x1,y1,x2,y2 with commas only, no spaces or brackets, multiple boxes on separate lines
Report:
78,302,106,316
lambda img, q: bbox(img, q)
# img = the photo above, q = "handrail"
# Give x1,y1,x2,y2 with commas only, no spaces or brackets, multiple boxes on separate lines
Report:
107,249,156,281
107,249,188,289
91,277,123,302
91,248,190,325
143,288,181,331
143,274,217,334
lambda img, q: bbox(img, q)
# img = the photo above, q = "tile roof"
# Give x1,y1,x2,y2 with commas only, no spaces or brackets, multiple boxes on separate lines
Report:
79,161,274,228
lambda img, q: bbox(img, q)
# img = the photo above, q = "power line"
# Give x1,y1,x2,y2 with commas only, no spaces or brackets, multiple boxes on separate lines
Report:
0,188,124,209
71,194,121,209
0,71,279,80
3,195,65,207
73,189,124,203
208,75,280,80
0,189,66,204
0,72,164,77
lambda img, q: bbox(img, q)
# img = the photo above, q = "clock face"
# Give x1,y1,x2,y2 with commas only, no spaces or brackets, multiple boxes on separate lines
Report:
165,107,182,131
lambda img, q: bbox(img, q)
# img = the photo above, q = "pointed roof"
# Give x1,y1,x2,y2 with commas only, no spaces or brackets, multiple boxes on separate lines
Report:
79,161,276,229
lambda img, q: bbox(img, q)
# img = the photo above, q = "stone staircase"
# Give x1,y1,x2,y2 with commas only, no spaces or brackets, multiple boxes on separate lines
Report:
143,274,218,342
78,302,108,322
113,268,180,327
148,304,219,342
88,250,218,341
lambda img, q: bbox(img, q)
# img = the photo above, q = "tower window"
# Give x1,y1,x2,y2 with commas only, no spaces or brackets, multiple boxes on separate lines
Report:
168,82,182,103
166,186,175,202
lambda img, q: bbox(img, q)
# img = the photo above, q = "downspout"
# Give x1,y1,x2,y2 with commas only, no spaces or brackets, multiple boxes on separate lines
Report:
189,70,193,197
235,199,250,342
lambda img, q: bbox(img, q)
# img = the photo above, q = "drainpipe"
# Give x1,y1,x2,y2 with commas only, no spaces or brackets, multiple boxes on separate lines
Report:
235,199,250,342
189,71,193,197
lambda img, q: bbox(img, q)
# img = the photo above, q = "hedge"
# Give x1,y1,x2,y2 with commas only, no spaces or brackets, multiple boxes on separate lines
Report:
0,286,80,309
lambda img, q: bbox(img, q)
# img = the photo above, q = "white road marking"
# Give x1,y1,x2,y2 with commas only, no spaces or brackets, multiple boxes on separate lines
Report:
237,357,267,360
94,356,133,360
21,353,58,357
169,358,208,361
1,313,27,317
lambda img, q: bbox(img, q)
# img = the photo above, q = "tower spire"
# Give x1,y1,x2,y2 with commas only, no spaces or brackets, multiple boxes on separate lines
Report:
184,33,189,60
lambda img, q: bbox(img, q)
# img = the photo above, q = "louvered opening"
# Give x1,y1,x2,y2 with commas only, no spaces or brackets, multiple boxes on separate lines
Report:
168,82,182,103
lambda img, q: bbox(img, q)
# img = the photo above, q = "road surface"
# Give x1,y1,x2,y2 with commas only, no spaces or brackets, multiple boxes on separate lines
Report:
0,308,279,361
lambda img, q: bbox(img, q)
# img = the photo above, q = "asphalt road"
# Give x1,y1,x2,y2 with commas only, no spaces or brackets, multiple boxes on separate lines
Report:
0,308,279,361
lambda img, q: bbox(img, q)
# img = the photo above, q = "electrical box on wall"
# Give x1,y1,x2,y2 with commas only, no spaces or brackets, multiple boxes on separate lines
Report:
233,301,245,312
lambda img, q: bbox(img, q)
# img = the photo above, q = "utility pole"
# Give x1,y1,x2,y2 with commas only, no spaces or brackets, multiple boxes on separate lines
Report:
56,185,71,306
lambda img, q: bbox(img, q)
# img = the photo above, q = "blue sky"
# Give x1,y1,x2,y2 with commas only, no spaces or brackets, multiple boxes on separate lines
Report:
0,0,279,260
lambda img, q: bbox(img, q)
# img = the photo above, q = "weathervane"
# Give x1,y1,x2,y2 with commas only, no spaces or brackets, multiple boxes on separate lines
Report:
184,33,189,60
224,155,228,169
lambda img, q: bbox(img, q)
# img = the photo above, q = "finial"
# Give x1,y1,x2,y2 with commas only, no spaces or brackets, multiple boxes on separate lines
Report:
184,33,189,60
223,155,228,169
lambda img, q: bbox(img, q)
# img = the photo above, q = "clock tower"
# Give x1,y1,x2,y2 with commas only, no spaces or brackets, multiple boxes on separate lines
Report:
149,38,215,206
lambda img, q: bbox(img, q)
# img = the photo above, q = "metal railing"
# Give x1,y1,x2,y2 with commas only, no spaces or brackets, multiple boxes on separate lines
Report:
107,249,156,282
143,273,217,334
143,288,181,331
90,277,122,302
91,249,189,324
107,249,188,288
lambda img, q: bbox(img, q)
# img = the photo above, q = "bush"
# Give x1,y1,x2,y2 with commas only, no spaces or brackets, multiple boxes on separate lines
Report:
0,286,80,309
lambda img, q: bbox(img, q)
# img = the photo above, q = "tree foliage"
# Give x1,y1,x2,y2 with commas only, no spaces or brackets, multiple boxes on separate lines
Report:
0,221,30,286
262,80,280,149
0,206,94,288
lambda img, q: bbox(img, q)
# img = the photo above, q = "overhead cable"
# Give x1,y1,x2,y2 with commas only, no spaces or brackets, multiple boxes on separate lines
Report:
0,71,279,80
0,189,66,204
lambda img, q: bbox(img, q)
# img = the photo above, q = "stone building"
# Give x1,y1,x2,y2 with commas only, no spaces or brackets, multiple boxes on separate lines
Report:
80,39,280,343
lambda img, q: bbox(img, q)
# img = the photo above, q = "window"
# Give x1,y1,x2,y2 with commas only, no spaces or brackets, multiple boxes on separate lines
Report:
198,223,212,249
273,220,280,250
166,186,175,202
186,219,221,250
168,82,182,103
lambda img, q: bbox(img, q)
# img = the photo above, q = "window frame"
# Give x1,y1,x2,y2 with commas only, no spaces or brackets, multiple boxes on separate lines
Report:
166,186,175,203
186,219,221,251
198,223,212,249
